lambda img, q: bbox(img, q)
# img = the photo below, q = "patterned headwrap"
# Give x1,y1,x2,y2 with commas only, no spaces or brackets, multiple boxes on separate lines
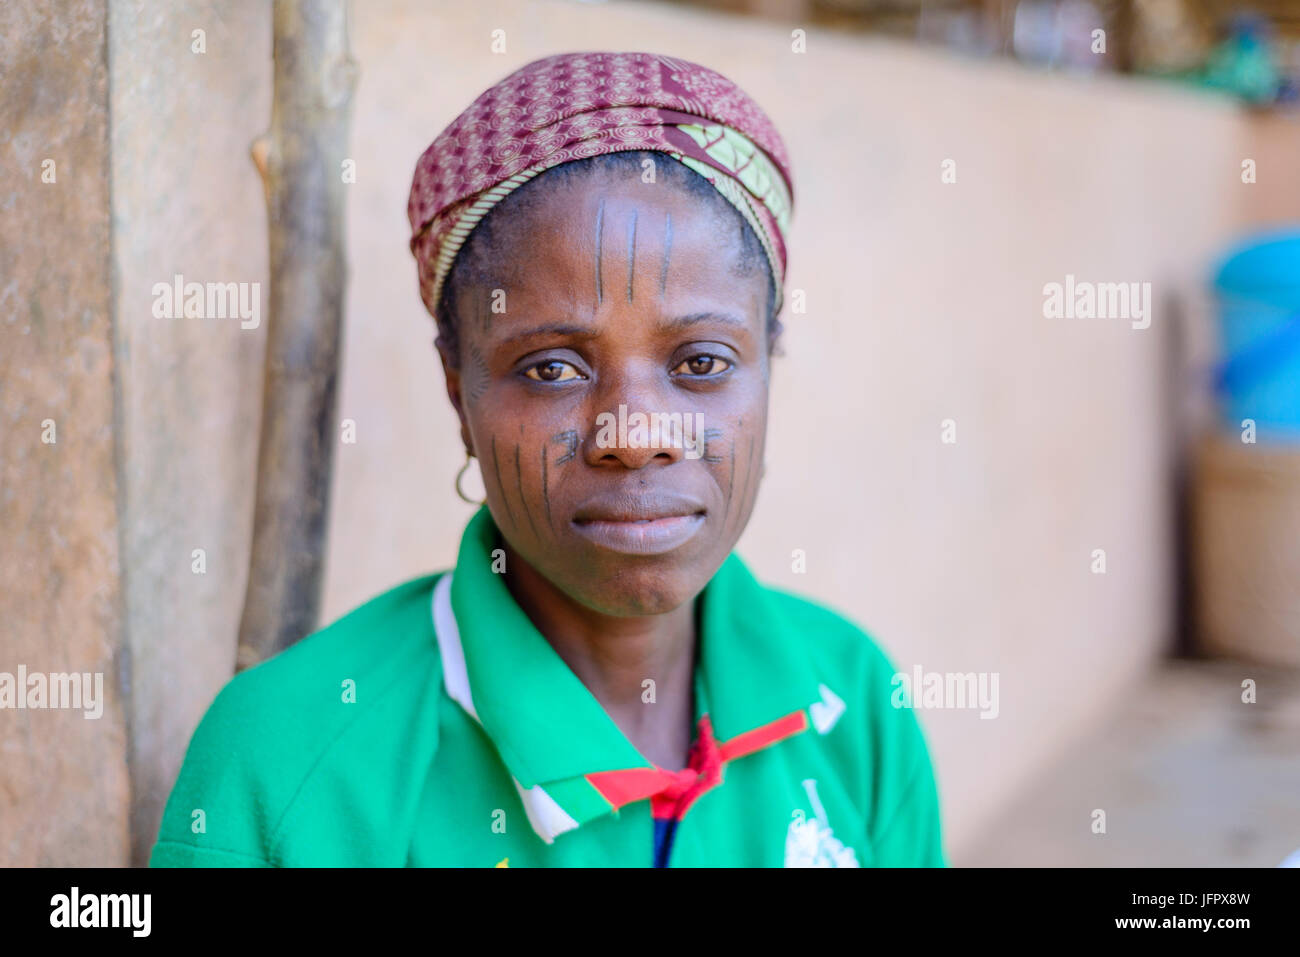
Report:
407,51,795,324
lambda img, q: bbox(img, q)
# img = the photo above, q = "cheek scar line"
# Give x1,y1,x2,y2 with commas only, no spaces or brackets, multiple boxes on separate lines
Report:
728,436,738,527
543,431,577,535
541,445,554,534
703,427,724,464
466,340,489,402
727,432,756,540
491,435,516,529
515,442,540,540
738,434,759,529
553,430,578,465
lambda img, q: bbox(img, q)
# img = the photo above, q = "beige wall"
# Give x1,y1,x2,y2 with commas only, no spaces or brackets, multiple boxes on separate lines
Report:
3,0,1297,865
107,0,271,866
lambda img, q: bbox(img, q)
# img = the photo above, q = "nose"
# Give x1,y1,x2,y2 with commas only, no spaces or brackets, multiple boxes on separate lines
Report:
582,366,690,470
589,430,683,470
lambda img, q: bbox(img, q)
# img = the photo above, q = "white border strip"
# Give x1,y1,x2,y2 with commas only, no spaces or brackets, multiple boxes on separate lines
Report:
431,574,579,844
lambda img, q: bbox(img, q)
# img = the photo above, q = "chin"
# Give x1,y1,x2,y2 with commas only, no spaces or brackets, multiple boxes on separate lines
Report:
562,558,710,618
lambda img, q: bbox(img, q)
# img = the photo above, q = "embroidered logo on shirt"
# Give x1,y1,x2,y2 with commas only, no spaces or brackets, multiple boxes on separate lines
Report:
810,683,846,735
784,778,860,868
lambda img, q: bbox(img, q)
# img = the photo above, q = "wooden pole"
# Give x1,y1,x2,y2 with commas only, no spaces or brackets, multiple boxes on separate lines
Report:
237,0,357,669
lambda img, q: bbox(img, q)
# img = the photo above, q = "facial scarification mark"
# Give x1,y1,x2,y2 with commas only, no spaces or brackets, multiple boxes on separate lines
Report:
491,435,516,529
552,429,578,465
725,431,757,541
702,427,724,464
626,209,638,302
594,199,605,305
541,445,554,534
541,431,579,535
466,340,489,403
737,434,759,533
660,212,672,298
723,437,736,528
515,442,540,540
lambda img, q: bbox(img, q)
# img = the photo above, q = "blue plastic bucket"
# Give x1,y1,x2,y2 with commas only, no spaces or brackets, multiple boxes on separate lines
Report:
1212,229,1300,442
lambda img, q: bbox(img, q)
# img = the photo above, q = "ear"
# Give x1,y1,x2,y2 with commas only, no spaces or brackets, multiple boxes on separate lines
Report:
436,337,474,455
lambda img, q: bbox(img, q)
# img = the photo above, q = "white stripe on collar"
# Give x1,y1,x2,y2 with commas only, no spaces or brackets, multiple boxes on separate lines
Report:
431,573,579,844
432,573,479,721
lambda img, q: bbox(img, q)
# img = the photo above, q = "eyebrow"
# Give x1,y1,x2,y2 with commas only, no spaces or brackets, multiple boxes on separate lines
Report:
500,323,602,347
664,311,751,333
498,311,752,348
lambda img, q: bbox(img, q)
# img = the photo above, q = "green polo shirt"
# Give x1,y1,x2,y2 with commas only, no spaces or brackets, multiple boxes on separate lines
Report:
150,506,945,867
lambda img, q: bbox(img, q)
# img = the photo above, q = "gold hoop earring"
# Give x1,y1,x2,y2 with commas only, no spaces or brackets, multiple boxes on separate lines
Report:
455,450,486,505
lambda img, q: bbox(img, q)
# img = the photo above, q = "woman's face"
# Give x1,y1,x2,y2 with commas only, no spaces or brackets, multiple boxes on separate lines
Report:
441,167,773,617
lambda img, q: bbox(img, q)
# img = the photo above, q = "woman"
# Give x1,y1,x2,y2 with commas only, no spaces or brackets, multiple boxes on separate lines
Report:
151,51,944,868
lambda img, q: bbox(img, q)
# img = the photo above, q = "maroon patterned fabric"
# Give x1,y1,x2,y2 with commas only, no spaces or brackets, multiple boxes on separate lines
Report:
407,51,795,324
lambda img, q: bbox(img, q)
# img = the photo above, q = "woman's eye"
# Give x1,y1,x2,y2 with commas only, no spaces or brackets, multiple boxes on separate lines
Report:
672,354,731,376
523,359,583,382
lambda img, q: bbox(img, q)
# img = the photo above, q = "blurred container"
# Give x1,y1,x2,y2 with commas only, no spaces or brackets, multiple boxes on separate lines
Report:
1192,434,1300,668
1131,0,1212,75
1211,229,1300,443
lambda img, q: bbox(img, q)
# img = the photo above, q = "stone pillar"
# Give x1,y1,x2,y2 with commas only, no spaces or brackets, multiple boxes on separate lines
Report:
0,0,129,866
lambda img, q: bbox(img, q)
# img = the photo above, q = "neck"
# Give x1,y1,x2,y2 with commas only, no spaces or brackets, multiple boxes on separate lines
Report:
502,542,697,770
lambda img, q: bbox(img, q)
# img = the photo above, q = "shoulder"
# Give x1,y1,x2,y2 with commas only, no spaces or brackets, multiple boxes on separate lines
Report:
759,580,946,866
760,581,903,695
220,572,444,718
755,579,911,745
150,572,446,867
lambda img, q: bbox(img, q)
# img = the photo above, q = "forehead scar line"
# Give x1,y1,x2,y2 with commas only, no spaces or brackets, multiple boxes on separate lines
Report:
594,198,605,305
491,435,516,529
659,211,672,298
626,209,638,302
515,442,540,540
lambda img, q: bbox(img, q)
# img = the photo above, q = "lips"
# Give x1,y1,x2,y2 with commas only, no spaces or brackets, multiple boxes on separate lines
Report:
571,492,706,525
571,493,707,555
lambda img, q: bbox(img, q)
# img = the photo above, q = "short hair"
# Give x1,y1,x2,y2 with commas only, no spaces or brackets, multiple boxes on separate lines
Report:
435,150,780,367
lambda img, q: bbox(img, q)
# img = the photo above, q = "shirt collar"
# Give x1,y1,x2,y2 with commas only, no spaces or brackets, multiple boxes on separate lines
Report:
434,505,824,842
